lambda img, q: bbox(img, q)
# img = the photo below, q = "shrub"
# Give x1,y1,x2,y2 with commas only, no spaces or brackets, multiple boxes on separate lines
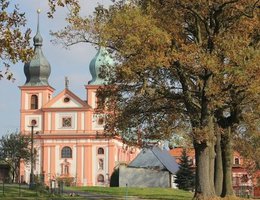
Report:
56,177,74,187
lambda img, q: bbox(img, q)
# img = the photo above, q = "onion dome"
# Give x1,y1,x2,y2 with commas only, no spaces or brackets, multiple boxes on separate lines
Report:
88,47,114,85
24,9,51,86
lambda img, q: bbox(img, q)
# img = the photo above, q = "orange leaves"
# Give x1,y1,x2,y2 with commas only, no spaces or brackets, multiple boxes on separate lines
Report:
47,0,80,18
105,6,171,60
0,0,33,80
49,0,260,145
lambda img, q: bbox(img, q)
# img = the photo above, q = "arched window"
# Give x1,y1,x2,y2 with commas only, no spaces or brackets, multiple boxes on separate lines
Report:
98,147,104,155
97,174,104,183
61,147,72,158
31,95,38,109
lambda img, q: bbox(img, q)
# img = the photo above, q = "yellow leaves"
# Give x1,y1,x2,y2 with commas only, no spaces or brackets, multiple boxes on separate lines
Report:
0,0,33,80
101,5,172,69
47,0,80,18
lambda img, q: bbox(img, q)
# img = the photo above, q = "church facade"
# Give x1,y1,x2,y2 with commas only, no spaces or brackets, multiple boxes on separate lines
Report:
19,14,137,186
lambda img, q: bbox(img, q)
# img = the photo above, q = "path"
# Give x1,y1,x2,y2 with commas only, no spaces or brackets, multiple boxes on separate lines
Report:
64,190,145,200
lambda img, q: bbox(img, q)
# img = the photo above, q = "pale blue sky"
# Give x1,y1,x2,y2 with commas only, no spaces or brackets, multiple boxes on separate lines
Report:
0,0,110,136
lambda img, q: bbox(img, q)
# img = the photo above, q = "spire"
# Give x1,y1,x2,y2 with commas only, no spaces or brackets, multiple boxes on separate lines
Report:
33,9,43,47
24,9,51,86
88,47,114,85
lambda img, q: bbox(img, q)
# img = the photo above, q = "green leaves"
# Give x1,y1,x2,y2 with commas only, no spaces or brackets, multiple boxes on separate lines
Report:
0,132,31,182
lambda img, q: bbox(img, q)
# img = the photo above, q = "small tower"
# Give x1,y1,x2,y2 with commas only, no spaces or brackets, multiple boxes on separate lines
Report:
19,9,54,134
24,9,51,86
86,47,114,108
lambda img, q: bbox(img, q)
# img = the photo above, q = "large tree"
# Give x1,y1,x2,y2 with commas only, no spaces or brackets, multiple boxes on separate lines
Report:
0,132,31,183
51,0,260,199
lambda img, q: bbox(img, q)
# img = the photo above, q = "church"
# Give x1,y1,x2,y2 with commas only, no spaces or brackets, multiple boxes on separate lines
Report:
19,12,138,186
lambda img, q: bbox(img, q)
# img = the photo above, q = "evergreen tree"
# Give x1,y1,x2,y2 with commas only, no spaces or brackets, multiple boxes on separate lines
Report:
175,149,195,191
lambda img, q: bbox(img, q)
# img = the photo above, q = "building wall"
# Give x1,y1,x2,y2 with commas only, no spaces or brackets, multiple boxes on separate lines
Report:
119,165,171,188
19,86,138,186
20,137,136,186
169,148,260,197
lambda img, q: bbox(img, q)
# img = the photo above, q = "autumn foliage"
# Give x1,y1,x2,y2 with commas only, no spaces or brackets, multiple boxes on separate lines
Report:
51,0,260,199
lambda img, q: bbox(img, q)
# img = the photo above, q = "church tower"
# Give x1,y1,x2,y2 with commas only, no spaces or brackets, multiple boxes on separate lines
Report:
19,12,138,187
19,9,54,134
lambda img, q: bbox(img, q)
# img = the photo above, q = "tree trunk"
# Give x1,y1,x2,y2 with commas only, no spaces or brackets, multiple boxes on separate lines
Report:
221,126,234,197
12,169,15,183
193,142,216,199
208,117,216,196
214,131,223,196
209,143,216,194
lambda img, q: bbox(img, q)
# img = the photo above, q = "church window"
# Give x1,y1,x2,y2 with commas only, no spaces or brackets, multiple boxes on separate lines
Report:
31,119,37,126
97,117,104,125
61,147,72,158
31,95,38,109
62,117,72,128
64,97,70,103
234,157,240,165
98,147,104,155
97,174,104,183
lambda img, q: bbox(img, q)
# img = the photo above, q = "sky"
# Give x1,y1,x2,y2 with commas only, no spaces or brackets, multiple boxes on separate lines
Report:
0,0,111,136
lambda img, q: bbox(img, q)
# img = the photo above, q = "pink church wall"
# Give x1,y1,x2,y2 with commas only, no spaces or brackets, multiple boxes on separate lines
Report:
20,84,139,187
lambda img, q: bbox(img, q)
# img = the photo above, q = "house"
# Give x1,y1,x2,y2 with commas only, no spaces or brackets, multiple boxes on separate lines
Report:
119,146,179,188
19,13,138,187
169,147,260,197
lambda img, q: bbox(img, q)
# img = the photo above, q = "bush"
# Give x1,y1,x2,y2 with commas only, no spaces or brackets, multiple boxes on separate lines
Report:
56,177,74,187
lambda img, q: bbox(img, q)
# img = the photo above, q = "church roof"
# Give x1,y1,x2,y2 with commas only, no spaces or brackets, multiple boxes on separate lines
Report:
24,9,51,86
88,47,114,85
128,146,179,174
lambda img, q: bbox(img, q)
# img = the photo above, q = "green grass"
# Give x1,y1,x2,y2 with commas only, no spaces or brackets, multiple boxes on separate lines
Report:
66,186,194,200
0,184,84,200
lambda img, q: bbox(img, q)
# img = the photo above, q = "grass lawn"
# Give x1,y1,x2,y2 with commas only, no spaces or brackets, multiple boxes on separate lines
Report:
66,186,194,200
0,184,84,200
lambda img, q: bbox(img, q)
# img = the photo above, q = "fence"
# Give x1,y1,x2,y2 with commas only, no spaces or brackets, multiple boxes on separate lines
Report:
0,180,64,198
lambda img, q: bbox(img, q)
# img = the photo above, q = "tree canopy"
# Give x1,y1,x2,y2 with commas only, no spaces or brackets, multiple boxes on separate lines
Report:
43,0,260,199
0,0,33,80
0,132,30,183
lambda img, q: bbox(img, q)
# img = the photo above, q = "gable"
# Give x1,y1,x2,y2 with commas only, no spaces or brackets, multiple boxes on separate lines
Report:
51,95,83,108
43,88,89,109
